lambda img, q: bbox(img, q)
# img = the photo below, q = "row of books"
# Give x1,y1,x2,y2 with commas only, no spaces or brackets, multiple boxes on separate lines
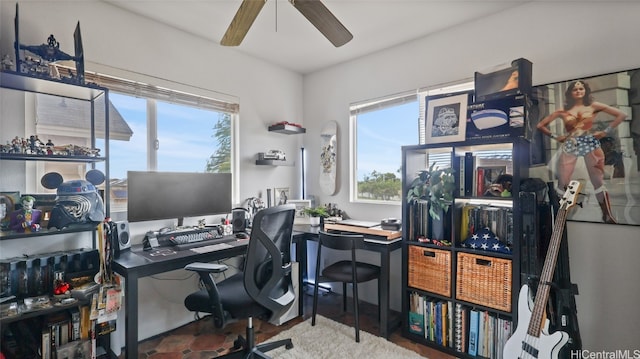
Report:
1,305,98,359
408,292,454,347
1,289,119,359
459,204,514,246
41,307,88,359
406,200,452,244
455,303,513,358
408,292,513,357
456,152,512,198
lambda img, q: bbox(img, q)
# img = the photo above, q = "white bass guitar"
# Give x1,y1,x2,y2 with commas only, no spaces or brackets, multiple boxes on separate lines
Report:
503,180,583,359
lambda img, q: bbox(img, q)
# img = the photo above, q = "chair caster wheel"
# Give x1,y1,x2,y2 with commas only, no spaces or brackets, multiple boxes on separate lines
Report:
233,338,243,350
285,343,294,350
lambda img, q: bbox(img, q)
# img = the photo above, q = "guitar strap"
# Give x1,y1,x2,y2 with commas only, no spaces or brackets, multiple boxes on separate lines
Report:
547,183,582,355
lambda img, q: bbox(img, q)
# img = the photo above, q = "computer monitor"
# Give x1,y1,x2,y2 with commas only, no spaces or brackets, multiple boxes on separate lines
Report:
127,171,232,226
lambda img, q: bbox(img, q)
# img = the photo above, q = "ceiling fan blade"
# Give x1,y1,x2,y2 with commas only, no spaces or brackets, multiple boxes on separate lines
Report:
290,0,353,47
221,0,267,46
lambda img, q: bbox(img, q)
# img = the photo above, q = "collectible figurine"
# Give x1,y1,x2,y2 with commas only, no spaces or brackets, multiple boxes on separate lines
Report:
11,136,22,153
1,54,13,70
9,195,42,232
45,139,55,155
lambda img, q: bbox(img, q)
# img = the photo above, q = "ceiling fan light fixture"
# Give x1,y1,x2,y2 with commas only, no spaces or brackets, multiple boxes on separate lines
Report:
290,0,353,47
220,0,352,47
220,0,267,46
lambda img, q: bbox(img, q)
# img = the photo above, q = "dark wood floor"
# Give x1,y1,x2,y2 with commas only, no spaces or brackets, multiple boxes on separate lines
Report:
123,285,457,359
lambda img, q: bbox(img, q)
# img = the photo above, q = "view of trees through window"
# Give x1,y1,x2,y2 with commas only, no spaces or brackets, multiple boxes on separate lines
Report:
352,82,472,204
106,92,233,213
353,98,418,202
206,113,231,173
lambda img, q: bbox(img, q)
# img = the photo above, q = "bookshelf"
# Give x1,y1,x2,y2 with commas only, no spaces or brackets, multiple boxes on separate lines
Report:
0,71,112,358
401,105,530,357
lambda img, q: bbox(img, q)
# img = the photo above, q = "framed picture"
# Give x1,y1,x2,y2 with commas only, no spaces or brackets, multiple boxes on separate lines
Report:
288,199,312,224
273,187,290,206
424,92,470,144
534,68,640,225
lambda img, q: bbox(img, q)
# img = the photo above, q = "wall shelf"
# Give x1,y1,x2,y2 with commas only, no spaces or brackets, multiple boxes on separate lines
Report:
255,159,294,166
268,123,306,134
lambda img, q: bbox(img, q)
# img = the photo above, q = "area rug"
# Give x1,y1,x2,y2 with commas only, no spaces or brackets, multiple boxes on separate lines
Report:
266,315,427,358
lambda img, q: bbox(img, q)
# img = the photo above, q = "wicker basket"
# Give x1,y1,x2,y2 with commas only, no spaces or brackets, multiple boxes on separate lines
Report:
408,245,451,297
456,252,512,312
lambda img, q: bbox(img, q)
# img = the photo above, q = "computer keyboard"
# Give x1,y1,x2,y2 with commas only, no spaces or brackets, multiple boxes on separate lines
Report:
161,227,223,245
173,235,238,251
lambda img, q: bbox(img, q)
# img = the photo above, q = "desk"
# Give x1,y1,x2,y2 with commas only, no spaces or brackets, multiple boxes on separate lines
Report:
113,239,249,359
292,224,402,339
114,225,401,358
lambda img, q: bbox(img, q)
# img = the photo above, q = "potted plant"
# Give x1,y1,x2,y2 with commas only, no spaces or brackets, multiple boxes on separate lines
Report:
303,206,329,227
406,162,455,220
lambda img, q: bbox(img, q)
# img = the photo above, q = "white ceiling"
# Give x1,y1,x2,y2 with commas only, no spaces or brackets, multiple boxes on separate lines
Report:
104,0,531,74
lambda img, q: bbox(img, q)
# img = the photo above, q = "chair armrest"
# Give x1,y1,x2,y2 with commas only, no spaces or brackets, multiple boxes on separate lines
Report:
184,262,228,273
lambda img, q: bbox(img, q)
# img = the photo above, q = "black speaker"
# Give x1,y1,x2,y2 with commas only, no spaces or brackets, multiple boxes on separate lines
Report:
115,220,131,253
232,209,247,233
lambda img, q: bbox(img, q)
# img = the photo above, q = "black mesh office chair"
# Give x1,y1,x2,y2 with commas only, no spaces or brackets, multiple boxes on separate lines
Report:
312,230,381,342
184,204,296,358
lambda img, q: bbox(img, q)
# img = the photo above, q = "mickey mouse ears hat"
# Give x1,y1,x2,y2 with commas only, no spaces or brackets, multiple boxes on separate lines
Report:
41,169,105,191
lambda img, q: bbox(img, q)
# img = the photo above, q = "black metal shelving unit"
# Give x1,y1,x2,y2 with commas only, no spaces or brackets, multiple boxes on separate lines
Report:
1,70,112,356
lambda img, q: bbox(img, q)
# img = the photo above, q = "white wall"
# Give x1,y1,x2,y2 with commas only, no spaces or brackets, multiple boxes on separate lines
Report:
302,1,640,352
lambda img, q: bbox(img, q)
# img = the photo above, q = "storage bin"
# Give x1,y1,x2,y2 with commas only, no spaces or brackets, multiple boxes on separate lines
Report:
408,245,451,297
456,252,512,311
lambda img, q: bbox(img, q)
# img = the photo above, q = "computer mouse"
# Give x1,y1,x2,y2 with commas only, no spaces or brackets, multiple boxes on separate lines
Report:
235,232,249,239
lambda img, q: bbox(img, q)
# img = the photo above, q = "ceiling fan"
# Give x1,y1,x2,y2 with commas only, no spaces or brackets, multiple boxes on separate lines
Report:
221,0,353,47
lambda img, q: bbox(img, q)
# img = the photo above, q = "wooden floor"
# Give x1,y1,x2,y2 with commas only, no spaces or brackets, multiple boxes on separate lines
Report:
122,285,457,359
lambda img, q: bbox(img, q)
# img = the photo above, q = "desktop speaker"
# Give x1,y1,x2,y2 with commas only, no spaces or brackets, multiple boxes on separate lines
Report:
115,220,131,253
232,208,247,233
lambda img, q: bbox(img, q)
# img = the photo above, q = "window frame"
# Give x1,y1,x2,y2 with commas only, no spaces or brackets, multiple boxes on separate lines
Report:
54,64,241,209
349,91,418,205
349,80,474,205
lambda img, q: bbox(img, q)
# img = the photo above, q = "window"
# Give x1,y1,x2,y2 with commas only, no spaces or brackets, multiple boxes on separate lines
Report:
103,90,237,216
350,81,473,204
106,94,233,177
350,92,418,203
49,66,239,216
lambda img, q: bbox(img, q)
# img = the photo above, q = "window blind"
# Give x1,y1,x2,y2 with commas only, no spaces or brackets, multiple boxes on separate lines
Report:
349,91,417,116
52,64,239,114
